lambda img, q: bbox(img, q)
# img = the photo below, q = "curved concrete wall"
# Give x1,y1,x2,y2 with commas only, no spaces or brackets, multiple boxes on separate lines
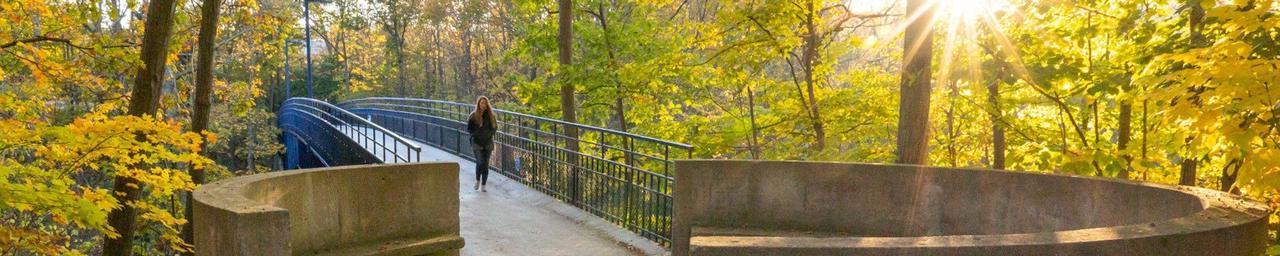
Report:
672,160,1272,256
194,162,464,256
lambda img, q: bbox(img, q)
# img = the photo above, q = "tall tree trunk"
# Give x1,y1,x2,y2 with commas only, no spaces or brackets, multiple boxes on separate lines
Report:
433,28,445,98
558,0,580,205
338,0,349,92
595,3,620,132
1116,103,1132,179
895,0,934,165
180,0,221,251
748,86,760,160
945,81,957,167
988,80,1005,169
103,0,180,254
1141,100,1149,180
801,0,825,150
1179,0,1206,185
558,0,577,134
423,39,434,98
592,3,634,165
397,33,407,95
461,25,475,97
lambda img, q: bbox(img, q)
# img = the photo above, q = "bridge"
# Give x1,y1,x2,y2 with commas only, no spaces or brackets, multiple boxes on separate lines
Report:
194,96,1270,255
274,97,691,255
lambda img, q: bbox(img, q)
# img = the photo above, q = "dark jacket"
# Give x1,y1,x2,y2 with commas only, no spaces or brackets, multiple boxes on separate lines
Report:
467,111,497,149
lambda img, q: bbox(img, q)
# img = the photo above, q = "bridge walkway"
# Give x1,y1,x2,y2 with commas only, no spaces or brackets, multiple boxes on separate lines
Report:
342,127,667,256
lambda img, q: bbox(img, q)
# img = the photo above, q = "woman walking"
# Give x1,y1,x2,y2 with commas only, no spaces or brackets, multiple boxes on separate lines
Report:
467,96,498,192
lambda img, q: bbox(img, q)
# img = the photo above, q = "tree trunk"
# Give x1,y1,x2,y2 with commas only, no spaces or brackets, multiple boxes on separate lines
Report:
461,25,475,97
1220,158,1241,193
557,0,581,206
748,86,760,160
945,81,957,167
1140,100,1149,180
988,80,1005,169
597,4,621,133
592,3,635,165
1179,153,1197,186
338,0,349,92
1117,103,1132,179
397,34,407,95
180,0,221,252
433,28,445,98
1178,0,1205,185
895,0,934,165
423,39,434,98
1189,0,1206,47
558,0,577,136
801,0,825,151
103,0,181,254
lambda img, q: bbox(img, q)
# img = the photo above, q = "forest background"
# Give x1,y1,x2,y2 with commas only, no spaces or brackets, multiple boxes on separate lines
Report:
2,0,1279,254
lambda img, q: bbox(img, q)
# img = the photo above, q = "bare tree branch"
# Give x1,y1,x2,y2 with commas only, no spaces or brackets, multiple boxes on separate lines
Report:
0,36,89,50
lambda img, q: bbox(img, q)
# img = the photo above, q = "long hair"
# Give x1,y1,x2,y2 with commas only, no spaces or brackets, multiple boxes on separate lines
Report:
470,96,497,128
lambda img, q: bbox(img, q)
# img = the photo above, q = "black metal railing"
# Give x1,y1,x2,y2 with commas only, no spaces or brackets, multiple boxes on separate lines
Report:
339,97,693,246
279,97,421,169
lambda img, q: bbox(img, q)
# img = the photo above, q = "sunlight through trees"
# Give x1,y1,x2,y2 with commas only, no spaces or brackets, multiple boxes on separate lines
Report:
2,0,1278,253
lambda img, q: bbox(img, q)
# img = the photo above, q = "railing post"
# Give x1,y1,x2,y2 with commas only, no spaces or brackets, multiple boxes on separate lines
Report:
570,141,581,207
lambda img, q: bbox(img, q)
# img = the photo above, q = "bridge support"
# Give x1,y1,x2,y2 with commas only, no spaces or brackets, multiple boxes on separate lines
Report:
284,134,299,170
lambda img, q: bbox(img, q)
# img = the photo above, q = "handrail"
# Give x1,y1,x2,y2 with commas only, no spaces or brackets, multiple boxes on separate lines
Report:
287,98,422,152
344,107,675,178
344,107,677,163
279,97,422,168
279,127,331,167
277,109,376,168
341,97,693,150
336,97,692,246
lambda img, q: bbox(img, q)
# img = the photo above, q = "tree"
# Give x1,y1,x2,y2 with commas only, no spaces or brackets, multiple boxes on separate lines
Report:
374,0,416,96
102,0,183,254
1146,0,1280,194
558,0,579,144
558,0,582,204
181,0,222,251
988,79,1005,169
1177,0,1205,186
895,0,935,165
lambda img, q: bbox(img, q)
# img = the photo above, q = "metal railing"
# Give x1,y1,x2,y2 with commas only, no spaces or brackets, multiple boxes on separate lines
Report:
338,97,693,246
278,97,421,169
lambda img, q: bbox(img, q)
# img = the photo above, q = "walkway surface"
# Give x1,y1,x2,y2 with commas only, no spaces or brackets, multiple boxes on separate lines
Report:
343,127,667,256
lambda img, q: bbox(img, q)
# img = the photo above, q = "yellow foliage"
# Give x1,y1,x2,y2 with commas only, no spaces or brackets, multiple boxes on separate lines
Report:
2,114,210,254
1146,1,1280,196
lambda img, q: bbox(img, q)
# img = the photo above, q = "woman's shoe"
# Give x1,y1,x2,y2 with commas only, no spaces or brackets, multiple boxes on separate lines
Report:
481,184,487,192
474,182,480,191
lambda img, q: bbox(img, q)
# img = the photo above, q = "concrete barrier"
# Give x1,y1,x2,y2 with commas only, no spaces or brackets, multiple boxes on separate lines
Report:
194,162,464,256
672,160,1272,256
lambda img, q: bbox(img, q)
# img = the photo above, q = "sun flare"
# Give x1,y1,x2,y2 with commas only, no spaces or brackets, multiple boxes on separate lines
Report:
939,0,1008,23
927,0,1019,91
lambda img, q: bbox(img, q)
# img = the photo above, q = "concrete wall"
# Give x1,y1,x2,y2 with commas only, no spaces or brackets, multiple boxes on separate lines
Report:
672,160,1272,256
194,162,464,256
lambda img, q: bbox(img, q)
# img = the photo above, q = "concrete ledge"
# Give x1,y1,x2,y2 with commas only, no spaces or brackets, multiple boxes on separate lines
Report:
194,162,465,255
310,235,464,256
673,160,1272,256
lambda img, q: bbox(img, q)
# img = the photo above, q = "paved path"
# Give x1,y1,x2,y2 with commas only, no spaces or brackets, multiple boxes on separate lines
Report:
342,126,667,256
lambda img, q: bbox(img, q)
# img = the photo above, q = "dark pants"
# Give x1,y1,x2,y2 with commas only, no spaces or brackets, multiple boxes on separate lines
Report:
473,146,493,185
